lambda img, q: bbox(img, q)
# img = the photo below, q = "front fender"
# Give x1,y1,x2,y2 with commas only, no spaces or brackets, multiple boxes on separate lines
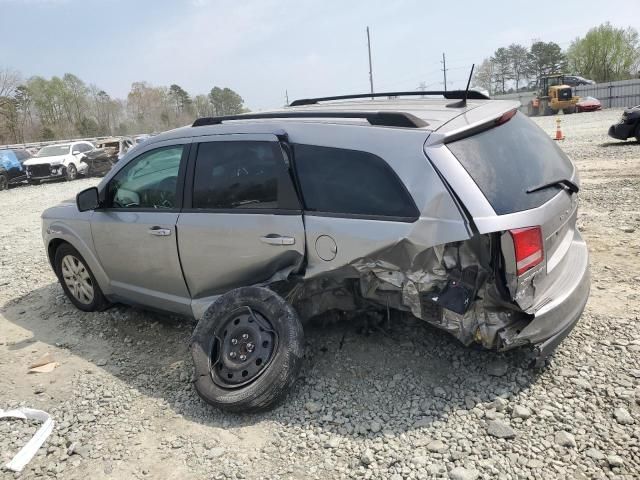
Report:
43,214,112,296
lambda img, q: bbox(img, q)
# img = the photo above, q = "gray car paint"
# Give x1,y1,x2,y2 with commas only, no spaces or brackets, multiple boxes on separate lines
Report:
41,98,590,356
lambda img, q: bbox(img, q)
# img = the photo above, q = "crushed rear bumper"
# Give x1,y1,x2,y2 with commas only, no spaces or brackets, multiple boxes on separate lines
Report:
505,231,590,365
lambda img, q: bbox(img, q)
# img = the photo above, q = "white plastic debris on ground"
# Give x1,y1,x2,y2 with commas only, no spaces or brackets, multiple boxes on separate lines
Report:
1,407,54,472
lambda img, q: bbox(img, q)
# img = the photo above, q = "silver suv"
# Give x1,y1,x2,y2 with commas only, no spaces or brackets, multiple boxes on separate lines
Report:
42,91,590,412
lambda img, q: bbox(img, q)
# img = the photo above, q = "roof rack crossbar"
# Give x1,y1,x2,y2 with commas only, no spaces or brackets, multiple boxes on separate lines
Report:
290,90,490,106
192,111,428,128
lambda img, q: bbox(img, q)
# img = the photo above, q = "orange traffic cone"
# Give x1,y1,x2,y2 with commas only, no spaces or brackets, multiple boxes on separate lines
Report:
554,117,564,141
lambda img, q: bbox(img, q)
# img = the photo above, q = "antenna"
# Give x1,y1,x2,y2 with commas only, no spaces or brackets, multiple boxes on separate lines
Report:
446,64,475,108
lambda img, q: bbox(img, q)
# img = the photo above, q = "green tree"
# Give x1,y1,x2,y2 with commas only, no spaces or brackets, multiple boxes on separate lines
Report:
168,84,192,116
529,41,567,87
491,48,512,94
567,23,640,82
208,86,245,115
507,44,531,91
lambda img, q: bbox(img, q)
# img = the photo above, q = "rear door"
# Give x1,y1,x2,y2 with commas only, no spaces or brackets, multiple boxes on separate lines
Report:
177,134,305,306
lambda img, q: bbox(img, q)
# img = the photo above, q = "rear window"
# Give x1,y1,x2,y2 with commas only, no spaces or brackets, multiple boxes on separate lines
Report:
446,112,574,215
293,144,418,220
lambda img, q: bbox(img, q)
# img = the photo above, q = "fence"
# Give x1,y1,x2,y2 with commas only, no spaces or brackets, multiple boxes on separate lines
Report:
493,78,640,110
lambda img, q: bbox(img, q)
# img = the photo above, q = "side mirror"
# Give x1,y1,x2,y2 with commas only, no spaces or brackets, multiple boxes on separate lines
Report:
76,187,100,212
72,150,81,155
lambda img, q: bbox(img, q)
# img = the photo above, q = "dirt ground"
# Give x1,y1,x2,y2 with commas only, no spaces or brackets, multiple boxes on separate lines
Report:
1,109,639,480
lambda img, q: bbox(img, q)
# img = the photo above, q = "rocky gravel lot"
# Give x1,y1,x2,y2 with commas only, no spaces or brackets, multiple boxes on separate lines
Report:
1,108,639,479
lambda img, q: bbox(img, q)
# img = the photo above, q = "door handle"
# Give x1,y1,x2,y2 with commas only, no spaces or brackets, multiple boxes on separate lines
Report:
260,235,295,246
148,226,171,236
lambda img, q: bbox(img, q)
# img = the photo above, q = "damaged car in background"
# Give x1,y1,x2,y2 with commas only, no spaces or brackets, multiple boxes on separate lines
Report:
608,104,640,142
41,90,590,412
83,137,134,177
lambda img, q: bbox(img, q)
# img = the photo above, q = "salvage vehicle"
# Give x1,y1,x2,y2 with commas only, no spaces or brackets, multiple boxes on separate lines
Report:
42,90,590,412
575,96,601,113
83,137,134,177
608,105,640,142
24,141,95,184
0,148,32,190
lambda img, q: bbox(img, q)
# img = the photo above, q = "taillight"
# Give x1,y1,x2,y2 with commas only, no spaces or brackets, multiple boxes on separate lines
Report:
495,109,517,126
509,227,544,276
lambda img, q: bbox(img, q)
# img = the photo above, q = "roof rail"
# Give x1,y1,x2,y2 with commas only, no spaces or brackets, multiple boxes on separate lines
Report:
289,90,490,106
192,111,428,128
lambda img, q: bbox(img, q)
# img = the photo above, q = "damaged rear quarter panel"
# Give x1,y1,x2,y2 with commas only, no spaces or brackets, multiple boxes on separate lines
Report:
283,123,514,344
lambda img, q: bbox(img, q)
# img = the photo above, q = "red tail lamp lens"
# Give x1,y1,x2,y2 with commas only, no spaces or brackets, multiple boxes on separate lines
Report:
509,226,544,276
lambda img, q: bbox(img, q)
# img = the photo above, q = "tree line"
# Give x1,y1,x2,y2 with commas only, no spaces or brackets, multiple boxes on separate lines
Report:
473,22,640,95
0,71,247,144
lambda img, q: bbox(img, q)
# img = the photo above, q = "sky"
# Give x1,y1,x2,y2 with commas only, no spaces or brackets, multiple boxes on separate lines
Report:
1,0,639,110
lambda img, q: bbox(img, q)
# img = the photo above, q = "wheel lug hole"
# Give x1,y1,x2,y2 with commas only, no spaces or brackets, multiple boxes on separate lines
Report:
231,338,238,345
241,333,249,340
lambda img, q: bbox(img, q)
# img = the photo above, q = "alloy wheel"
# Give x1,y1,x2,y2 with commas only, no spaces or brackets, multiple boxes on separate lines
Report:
60,254,94,304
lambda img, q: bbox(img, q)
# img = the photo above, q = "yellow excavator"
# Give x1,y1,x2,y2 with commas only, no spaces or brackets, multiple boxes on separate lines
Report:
528,75,579,116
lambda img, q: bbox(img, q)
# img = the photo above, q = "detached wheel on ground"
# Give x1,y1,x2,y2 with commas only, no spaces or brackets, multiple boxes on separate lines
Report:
54,243,109,312
65,163,77,181
0,172,8,191
191,286,304,412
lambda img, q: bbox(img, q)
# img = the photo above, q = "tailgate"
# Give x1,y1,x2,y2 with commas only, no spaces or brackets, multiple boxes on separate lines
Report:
427,111,580,311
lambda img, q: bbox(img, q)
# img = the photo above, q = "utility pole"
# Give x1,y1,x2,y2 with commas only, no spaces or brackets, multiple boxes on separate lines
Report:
441,52,448,91
285,90,289,106
367,26,374,96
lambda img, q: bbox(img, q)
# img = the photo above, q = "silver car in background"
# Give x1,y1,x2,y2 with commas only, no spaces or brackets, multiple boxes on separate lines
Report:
41,91,589,412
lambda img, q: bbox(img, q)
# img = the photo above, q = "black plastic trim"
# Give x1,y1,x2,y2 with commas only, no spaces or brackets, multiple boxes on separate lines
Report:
193,111,428,128
290,90,490,106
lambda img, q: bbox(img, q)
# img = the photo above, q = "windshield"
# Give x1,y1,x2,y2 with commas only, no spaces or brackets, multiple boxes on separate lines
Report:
447,112,575,215
36,144,70,157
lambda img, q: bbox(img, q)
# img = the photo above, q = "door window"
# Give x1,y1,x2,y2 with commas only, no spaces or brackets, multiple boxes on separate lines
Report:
108,146,184,209
192,141,285,210
293,144,418,219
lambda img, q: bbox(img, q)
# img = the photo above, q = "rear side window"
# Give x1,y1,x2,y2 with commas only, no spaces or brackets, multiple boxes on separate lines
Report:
447,112,574,215
293,144,418,220
193,141,282,210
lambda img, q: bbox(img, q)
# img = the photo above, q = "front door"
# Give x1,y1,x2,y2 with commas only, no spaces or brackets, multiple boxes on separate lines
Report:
91,143,192,315
177,134,305,316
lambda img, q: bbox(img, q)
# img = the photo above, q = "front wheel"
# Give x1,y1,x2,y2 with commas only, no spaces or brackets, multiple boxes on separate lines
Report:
191,286,304,412
65,163,77,181
54,243,109,311
0,172,8,191
635,123,640,143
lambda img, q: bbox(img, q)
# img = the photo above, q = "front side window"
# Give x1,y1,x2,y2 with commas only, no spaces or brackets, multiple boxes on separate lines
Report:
192,141,283,209
293,144,418,219
108,146,183,209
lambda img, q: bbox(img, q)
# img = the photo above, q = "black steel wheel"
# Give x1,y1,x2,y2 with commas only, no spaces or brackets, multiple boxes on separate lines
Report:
210,307,277,388
191,286,304,412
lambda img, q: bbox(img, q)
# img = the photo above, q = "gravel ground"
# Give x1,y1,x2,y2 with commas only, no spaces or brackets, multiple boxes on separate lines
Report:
1,108,639,479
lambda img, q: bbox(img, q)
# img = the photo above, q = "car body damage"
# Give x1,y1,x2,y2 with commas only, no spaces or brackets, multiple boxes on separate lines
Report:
284,232,529,352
